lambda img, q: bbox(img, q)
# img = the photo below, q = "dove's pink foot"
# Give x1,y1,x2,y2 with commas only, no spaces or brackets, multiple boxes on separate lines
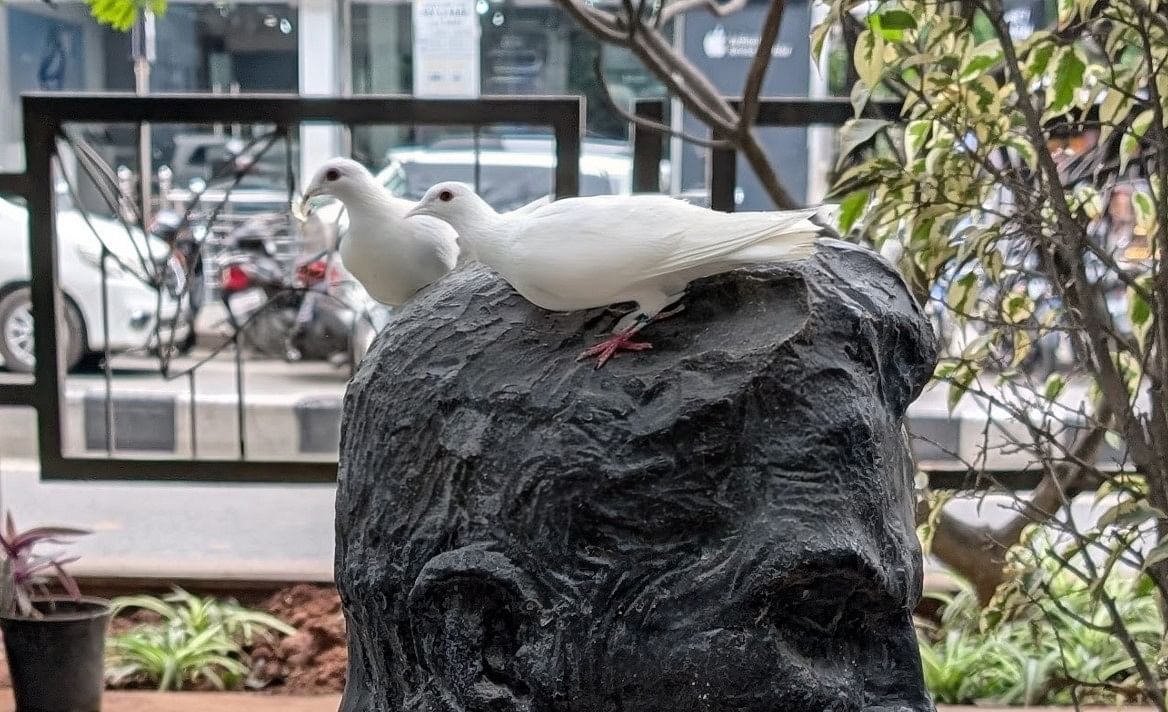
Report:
577,328,653,369
578,303,684,369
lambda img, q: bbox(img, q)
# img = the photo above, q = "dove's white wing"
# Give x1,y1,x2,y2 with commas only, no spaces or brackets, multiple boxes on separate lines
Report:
509,194,552,216
501,197,689,306
503,196,820,306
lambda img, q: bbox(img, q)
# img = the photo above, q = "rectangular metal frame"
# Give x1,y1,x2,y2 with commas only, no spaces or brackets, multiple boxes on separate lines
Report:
0,93,583,482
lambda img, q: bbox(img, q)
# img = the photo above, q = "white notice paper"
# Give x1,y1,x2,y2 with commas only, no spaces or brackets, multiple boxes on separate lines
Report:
412,0,481,99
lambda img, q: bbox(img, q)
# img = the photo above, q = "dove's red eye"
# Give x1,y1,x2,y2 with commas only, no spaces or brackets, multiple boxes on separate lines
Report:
325,169,341,182
438,189,454,202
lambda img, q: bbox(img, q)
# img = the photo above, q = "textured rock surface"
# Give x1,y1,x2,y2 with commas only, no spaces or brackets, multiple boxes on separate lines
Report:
336,239,938,712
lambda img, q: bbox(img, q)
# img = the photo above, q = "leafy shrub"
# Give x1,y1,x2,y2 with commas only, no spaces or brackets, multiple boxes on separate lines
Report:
106,587,294,691
0,513,88,618
918,529,1166,706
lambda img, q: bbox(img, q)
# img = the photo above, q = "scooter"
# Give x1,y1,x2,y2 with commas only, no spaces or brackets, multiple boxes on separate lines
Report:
150,209,204,354
218,242,364,365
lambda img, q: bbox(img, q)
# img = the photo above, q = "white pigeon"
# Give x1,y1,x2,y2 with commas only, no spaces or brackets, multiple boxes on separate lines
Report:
296,158,460,307
405,182,826,367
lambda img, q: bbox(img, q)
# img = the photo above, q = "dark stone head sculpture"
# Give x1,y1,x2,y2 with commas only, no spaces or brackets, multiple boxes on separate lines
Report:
336,240,938,712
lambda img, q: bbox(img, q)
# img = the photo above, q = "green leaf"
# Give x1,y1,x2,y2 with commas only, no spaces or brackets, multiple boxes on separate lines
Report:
837,119,892,166
960,41,1003,83
904,119,930,164
1002,292,1035,324
1056,0,1075,27
1006,136,1038,170
1098,500,1162,529
84,0,163,31
837,190,869,234
1093,87,1130,145
1025,43,1056,81
1072,184,1103,219
947,271,979,316
879,9,916,30
1043,373,1066,401
1010,331,1033,368
850,80,871,118
854,29,886,90
961,333,994,361
869,9,916,41
1122,110,1154,174
946,362,978,413
1143,540,1168,570
1046,47,1086,118
811,18,832,64
1132,190,1156,235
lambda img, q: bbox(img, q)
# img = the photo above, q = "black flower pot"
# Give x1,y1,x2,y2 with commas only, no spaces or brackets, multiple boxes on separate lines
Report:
0,597,111,712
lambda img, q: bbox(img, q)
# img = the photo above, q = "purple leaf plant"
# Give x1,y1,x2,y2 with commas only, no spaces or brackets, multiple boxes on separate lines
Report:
0,512,89,618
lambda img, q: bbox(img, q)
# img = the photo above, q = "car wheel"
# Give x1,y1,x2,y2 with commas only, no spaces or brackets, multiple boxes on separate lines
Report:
0,287,85,374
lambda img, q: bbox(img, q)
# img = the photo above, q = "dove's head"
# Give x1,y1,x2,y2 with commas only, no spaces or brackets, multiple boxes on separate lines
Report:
296,158,376,218
405,182,494,231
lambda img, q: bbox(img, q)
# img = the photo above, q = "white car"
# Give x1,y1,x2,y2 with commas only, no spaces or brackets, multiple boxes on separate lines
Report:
378,144,635,210
0,197,190,373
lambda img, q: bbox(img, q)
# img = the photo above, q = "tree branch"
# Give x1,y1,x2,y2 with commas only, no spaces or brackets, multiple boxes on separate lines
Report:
559,0,629,45
555,0,801,209
928,403,1112,605
658,0,747,25
739,0,785,133
593,54,731,149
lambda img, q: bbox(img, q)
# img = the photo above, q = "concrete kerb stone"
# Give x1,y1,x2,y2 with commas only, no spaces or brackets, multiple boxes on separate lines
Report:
4,392,1106,472
0,390,344,461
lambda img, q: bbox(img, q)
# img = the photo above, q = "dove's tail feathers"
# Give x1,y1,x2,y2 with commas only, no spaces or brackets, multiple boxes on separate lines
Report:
732,222,822,265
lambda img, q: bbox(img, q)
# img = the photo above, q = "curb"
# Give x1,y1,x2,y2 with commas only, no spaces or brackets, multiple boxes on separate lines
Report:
6,392,981,467
1,392,342,461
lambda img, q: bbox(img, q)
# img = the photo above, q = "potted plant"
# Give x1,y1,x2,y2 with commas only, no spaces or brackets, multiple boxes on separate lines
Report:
0,513,109,712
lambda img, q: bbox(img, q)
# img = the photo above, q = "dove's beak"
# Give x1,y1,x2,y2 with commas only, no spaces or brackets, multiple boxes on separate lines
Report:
404,204,427,220
292,189,318,222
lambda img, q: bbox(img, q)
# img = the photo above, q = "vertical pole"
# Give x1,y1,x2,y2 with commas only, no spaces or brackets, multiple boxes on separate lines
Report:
133,11,155,230
24,101,65,466
632,100,665,194
188,370,198,458
101,249,114,455
552,100,582,200
710,139,737,213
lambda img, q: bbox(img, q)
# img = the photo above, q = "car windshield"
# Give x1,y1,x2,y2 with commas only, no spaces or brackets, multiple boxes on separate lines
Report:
389,159,616,212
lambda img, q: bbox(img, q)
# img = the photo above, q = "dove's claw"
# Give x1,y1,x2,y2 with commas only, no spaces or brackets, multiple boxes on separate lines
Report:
578,329,653,368
653,304,685,321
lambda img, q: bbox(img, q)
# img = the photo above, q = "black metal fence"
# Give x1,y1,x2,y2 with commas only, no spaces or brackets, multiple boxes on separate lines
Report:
0,91,1087,493
0,93,583,483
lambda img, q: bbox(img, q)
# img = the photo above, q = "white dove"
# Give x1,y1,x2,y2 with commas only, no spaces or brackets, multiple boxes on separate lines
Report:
405,182,826,367
296,158,460,307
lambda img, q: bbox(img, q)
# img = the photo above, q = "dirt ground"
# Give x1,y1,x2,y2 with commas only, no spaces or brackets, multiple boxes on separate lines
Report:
251,584,347,694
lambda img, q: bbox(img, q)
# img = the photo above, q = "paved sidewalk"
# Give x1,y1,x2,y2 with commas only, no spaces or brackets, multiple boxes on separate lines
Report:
0,690,1149,712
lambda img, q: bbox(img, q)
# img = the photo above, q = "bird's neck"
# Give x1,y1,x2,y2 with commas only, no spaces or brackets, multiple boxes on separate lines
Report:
446,202,510,260
344,179,390,209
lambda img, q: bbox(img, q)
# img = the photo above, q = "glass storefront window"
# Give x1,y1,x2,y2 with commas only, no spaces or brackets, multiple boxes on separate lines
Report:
0,1,299,173
350,0,669,172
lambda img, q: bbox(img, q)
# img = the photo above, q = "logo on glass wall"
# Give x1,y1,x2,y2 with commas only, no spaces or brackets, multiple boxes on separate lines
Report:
701,23,793,60
702,25,728,59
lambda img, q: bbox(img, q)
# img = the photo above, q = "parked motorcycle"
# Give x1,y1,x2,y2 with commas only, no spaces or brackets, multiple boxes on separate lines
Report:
149,209,204,353
219,246,357,365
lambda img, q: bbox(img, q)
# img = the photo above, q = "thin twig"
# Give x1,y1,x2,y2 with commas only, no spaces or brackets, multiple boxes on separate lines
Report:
658,0,746,25
592,54,731,149
739,0,785,133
